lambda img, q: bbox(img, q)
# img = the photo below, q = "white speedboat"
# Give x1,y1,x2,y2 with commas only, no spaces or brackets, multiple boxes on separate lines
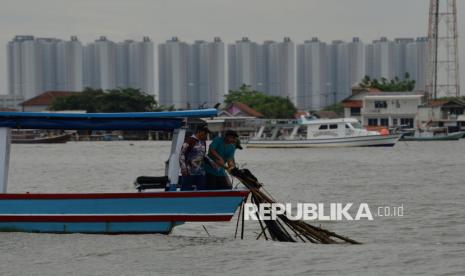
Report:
247,117,400,148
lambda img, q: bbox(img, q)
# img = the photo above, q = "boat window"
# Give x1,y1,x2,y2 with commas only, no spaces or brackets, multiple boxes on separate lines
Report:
351,122,363,129
329,124,338,129
345,124,351,129
318,125,328,130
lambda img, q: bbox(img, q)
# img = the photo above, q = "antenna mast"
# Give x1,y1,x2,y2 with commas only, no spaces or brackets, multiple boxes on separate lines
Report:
426,0,460,99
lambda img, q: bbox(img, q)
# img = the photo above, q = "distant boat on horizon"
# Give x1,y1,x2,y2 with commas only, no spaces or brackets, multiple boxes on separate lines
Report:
11,130,71,144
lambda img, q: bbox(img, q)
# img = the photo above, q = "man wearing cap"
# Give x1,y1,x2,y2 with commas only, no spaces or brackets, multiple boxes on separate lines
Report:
205,130,239,190
179,126,210,190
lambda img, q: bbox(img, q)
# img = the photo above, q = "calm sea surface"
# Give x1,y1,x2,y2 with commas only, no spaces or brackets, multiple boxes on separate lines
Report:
1,141,464,275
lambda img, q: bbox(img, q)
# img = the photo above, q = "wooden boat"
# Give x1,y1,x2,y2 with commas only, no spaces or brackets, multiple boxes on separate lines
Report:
247,117,400,148
400,131,464,141
0,109,249,234
11,131,71,144
400,127,465,141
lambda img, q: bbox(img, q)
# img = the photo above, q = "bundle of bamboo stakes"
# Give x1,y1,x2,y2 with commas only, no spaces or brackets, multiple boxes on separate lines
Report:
229,168,361,244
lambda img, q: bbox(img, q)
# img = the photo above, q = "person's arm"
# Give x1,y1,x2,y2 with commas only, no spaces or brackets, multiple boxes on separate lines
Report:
226,159,235,170
208,138,225,167
225,147,236,169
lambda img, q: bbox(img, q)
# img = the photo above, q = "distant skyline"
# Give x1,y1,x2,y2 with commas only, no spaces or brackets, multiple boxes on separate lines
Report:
1,0,463,95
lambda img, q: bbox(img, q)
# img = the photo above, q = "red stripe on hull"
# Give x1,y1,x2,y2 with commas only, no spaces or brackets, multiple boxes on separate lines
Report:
0,215,233,222
0,191,249,200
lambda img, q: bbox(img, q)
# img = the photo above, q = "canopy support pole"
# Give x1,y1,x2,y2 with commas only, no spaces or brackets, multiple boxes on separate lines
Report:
167,128,186,191
0,128,11,193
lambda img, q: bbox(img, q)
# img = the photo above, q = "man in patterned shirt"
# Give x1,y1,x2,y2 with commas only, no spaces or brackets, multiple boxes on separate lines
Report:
179,126,210,190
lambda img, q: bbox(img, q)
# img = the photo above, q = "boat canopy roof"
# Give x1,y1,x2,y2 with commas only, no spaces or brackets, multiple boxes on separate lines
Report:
299,117,359,125
0,109,217,131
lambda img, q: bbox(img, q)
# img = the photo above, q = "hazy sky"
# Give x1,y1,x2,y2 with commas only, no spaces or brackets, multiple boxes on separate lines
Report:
0,0,463,94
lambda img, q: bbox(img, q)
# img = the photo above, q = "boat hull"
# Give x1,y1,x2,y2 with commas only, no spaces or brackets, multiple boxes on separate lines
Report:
0,191,249,234
400,131,464,141
12,133,71,144
246,134,400,148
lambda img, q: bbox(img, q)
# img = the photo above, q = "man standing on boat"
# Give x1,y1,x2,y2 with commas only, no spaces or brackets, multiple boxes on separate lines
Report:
179,126,210,190
205,130,239,190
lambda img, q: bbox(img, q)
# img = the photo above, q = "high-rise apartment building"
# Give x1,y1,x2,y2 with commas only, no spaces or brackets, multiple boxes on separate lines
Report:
366,37,397,80
83,36,154,94
269,38,295,100
7,35,428,111
158,37,189,109
83,36,117,91
395,38,415,80
228,37,259,91
296,37,363,110
159,37,225,109
187,38,225,108
56,36,83,92
229,38,295,102
7,35,83,100
406,37,428,92
297,38,329,110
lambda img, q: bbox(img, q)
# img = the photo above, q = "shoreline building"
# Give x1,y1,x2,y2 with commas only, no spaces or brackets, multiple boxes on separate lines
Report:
7,35,83,100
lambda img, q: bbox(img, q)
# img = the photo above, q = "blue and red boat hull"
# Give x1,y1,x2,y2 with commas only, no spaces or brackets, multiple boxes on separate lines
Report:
0,190,249,234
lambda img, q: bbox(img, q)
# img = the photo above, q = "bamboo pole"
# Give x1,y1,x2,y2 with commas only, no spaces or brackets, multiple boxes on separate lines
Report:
229,168,361,245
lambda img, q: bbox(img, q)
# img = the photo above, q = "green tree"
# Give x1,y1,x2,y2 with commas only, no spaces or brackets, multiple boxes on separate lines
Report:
359,73,415,92
49,87,162,112
225,84,297,118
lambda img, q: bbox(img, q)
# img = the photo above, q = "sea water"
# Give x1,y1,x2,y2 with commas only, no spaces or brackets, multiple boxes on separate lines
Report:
1,141,464,275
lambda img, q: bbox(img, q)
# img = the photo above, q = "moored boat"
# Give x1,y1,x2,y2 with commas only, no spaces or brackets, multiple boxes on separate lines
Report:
247,117,400,148
0,109,249,234
400,129,464,141
11,130,71,144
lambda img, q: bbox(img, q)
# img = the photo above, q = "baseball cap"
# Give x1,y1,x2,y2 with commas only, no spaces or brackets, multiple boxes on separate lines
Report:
224,129,239,138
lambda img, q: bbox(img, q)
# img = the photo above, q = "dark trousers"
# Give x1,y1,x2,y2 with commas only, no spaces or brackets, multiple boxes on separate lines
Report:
206,174,232,190
180,175,206,191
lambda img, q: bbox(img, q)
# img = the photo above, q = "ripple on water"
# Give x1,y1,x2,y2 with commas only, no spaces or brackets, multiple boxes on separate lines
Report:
1,141,464,275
